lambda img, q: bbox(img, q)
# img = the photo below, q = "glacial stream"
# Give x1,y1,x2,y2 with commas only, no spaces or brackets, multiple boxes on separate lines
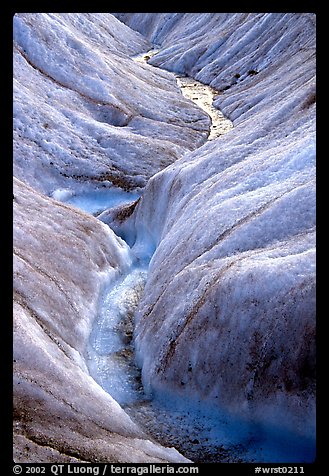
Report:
134,48,233,140
56,49,314,463
87,265,148,406
83,245,314,463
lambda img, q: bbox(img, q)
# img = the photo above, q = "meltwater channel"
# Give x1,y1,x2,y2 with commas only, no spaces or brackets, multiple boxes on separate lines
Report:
52,49,315,463
54,186,315,464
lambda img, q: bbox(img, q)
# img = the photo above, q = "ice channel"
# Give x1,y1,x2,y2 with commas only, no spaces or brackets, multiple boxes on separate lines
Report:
86,264,148,406
54,50,314,463
133,48,233,140
73,192,315,464
52,186,141,217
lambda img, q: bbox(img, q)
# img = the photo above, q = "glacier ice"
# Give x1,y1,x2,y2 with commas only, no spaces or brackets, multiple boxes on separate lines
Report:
87,266,148,406
13,11,316,463
13,175,188,464
56,187,140,216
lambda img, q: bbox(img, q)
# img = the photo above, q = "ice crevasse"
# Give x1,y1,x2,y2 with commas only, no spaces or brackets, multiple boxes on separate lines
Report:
116,12,316,443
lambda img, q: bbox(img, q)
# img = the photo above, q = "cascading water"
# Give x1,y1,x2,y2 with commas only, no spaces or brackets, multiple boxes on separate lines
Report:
133,48,233,140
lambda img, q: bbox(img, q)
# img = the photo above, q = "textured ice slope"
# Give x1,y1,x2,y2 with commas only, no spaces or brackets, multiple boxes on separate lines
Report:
13,11,316,462
13,13,210,196
13,178,189,463
117,13,316,442
13,13,201,462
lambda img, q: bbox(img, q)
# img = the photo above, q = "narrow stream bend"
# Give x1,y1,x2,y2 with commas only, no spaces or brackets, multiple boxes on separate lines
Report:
60,48,312,463
134,48,233,140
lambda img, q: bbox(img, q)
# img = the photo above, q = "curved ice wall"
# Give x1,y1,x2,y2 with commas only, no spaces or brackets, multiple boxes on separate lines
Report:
13,12,316,461
13,13,210,196
117,13,316,440
13,13,201,463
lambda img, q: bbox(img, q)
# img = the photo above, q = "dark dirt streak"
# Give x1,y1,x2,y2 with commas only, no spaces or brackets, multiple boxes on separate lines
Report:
14,432,93,463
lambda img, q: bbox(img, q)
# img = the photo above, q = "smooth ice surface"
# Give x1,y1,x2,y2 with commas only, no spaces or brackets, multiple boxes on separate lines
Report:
54,187,140,215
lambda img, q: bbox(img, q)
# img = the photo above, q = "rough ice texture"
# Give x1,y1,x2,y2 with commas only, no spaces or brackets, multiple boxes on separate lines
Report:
13,11,316,461
13,178,188,463
116,13,316,440
13,13,210,196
